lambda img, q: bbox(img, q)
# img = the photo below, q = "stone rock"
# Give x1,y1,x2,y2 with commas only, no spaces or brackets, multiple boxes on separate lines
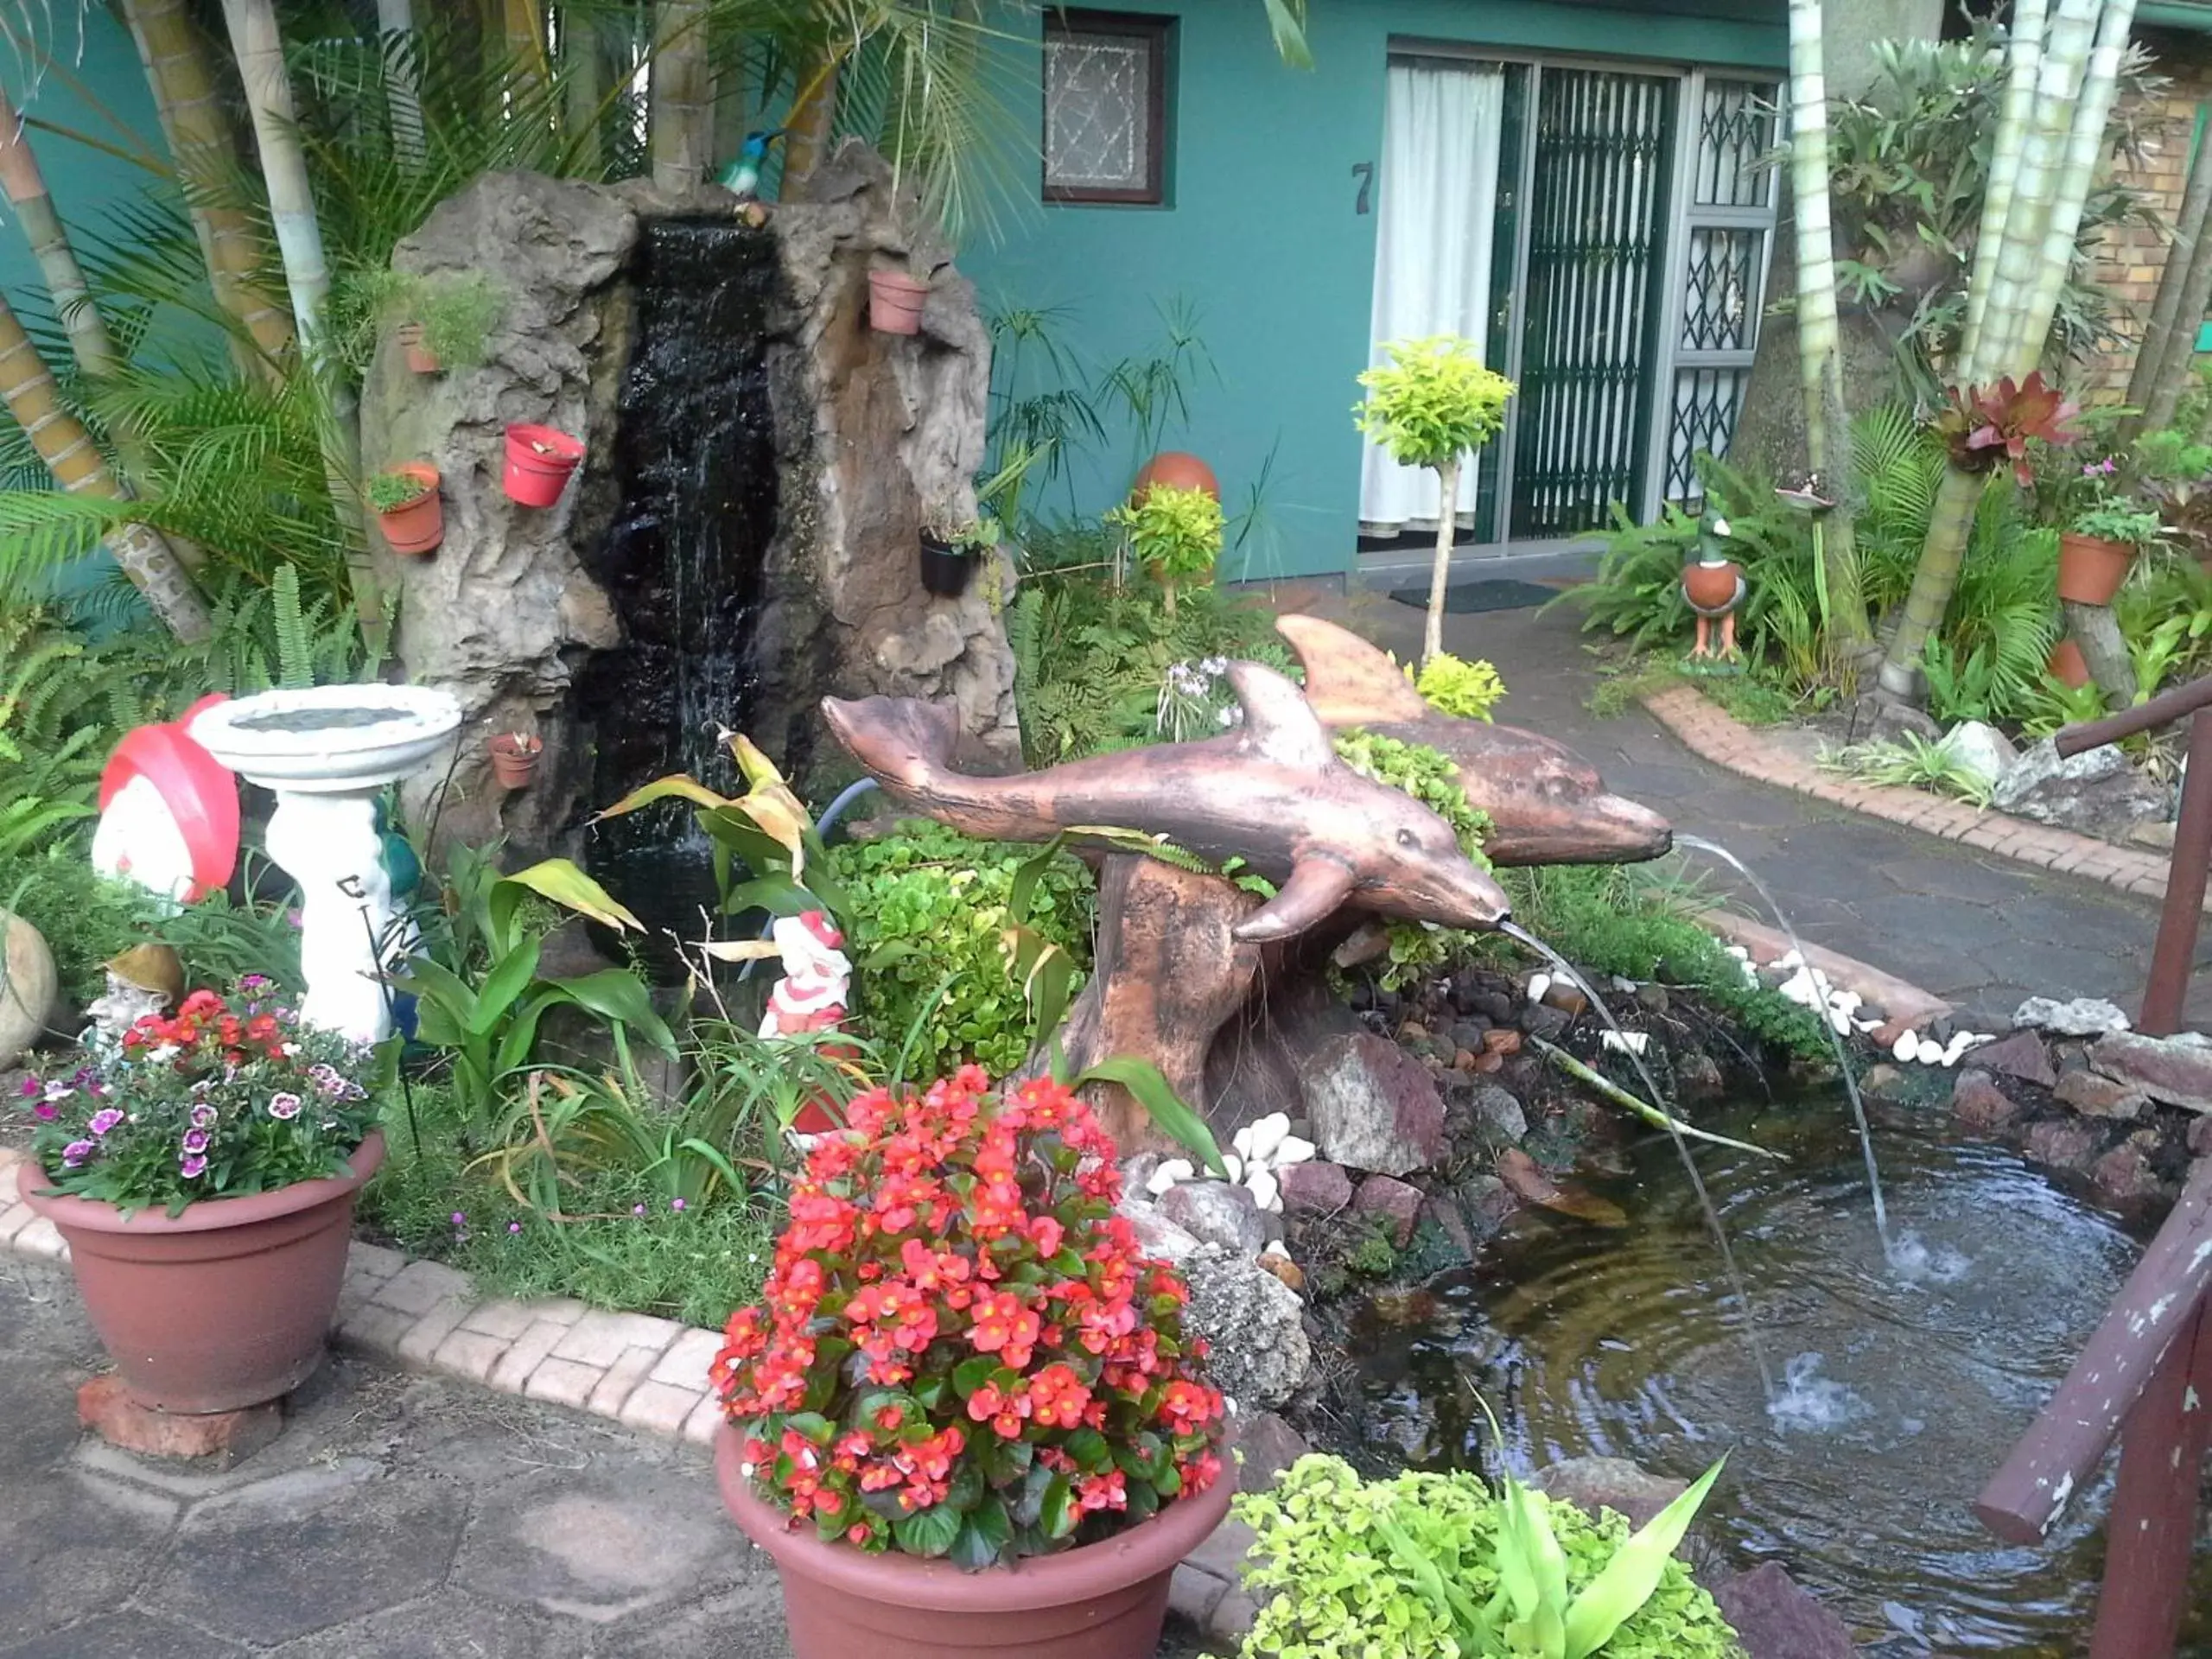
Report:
76,1376,282,1467
1231,1411,1312,1491
1462,1080,1528,1141
2189,1113,2212,1157
1992,738,2167,841
1115,1194,1203,1263
1867,696,1942,744
1159,1179,1268,1255
1276,1160,1354,1216
1364,1385,1442,1464
1177,1243,1310,1409
1676,1048,1725,1103
0,909,56,1066
1938,719,2020,786
2091,1135,2164,1204
369,150,1020,866
1353,1174,1423,1247
1969,1030,2056,1089
1458,1173,1516,1230
2089,1030,2212,1114
1950,1070,2019,1131
1861,1062,1909,1100
2024,1117,2101,1173
2013,996,2133,1038
1448,1018,1492,1053
1519,1002,1573,1041
2054,1068,2145,1121
1540,981,1590,1018
1532,1456,1688,1532
1707,1562,1855,1659
2129,818,2177,850
1303,1033,1446,1176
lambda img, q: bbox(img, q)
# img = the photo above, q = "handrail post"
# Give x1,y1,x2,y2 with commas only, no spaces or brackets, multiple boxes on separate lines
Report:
2140,706,2212,1036
2088,1300,2212,1659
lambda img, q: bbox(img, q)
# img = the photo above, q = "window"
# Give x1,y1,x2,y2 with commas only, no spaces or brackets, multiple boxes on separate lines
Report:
1043,10,1170,205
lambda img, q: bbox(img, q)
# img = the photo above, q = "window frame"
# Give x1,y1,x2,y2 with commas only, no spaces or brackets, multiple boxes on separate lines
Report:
1041,9,1172,207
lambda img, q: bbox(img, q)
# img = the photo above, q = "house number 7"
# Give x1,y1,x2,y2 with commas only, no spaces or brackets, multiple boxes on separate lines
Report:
1352,162,1373,215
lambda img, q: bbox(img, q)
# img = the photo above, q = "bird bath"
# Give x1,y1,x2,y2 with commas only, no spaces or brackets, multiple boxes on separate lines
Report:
189,686,461,1044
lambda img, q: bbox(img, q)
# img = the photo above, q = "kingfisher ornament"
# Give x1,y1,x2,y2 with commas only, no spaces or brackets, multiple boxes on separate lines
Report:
1681,511,1747,664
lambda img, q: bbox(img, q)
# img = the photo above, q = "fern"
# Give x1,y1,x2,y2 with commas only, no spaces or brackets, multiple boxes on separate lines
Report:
274,564,314,690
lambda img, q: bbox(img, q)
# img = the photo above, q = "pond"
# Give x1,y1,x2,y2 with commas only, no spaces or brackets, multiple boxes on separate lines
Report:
1349,1101,2212,1656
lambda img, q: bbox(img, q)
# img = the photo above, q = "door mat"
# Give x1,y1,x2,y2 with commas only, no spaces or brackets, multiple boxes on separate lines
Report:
1387,578,1560,614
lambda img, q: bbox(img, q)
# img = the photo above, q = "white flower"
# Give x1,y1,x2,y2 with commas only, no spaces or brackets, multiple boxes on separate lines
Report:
146,1044,179,1065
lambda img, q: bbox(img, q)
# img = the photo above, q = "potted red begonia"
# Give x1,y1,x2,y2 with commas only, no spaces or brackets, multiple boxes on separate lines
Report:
19,979,383,1415
710,1068,1233,1659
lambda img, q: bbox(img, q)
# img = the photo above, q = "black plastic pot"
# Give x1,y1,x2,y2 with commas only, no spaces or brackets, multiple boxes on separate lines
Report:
919,535,975,598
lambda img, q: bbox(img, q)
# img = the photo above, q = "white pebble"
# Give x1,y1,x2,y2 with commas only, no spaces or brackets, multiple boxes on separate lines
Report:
1777,949,1804,969
1230,1125,1255,1160
1221,1154,1243,1184
1891,1029,1920,1063
1245,1112,1290,1165
1247,1168,1281,1213
1853,1017,1883,1033
1830,1009,1853,1036
1527,972,1552,1002
1260,1239,1291,1262
1725,944,1751,960
1599,1030,1650,1055
1830,989,1863,1015
1611,975,1639,994
1915,1036,1947,1065
1274,1135,1316,1166
1147,1159,1192,1196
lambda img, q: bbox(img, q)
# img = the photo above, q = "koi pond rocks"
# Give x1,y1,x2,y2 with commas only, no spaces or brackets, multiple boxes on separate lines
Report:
361,144,1018,861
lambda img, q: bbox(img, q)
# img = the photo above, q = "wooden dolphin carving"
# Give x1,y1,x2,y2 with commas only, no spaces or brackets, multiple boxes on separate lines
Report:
821,662,1510,944
1277,613,1673,868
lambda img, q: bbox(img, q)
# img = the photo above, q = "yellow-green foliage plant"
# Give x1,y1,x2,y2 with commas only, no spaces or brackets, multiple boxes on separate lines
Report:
1353,336,1516,666
1415,652,1508,721
1236,1454,1741,1659
1104,481,1224,617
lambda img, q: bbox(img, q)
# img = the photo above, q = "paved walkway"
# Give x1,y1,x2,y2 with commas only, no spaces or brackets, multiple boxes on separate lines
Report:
1294,591,2204,1032
0,1262,1217,1658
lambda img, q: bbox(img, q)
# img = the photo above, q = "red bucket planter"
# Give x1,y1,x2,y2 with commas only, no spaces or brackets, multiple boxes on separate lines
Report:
717,1423,1236,1659
504,423,586,507
22,1130,385,1414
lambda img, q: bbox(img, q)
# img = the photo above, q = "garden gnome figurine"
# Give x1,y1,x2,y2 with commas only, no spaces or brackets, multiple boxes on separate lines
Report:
82,943,184,1054
1681,511,1747,663
759,910,854,1135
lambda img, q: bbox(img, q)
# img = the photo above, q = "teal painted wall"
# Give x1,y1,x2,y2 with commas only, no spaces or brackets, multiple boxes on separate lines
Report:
0,13,172,332
963,0,1786,579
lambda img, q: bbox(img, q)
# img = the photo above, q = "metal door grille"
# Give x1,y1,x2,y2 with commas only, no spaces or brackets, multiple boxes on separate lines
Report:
1510,67,1676,540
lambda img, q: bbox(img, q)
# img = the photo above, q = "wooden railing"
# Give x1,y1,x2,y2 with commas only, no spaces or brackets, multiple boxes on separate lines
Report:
1974,673,2212,1658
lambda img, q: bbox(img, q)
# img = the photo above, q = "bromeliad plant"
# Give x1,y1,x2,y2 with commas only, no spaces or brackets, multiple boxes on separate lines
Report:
711,1069,1227,1567
23,980,377,1217
1237,1453,1738,1659
1933,372,2082,488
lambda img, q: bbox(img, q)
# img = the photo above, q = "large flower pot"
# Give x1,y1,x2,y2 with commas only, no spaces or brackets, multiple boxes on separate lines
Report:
2056,532,2137,607
376,463,444,555
716,1423,1235,1659
1130,451,1219,503
2048,636,2093,689
504,423,586,507
868,270,929,334
22,1130,385,1414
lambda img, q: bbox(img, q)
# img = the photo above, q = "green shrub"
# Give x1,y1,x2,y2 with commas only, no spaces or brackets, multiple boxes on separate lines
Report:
1104,481,1223,614
1416,652,1507,721
825,820,1096,1077
1330,731,1490,990
1236,1455,1742,1659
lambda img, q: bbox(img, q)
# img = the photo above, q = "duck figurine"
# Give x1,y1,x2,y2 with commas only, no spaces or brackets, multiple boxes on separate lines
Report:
1681,510,1746,663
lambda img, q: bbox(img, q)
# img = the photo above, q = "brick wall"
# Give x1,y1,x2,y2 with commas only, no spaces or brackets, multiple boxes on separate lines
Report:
2082,29,2212,400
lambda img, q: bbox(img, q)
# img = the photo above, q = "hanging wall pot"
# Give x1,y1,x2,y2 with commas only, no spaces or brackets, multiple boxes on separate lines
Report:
504,424,586,507
868,269,929,335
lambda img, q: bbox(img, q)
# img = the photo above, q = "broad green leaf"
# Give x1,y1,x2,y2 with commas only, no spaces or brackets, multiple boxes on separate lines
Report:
892,1503,961,1557
468,937,543,1036
1073,1058,1225,1175
951,1355,998,1399
1562,1456,1725,1659
1039,1472,1077,1540
1516,1481,1570,1627
549,969,678,1054
594,773,731,819
500,859,646,932
397,957,478,1026
720,874,817,917
950,1495,1014,1571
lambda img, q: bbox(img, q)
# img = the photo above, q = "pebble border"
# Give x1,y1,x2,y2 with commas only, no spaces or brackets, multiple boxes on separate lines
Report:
1641,684,2190,909
0,1145,1258,1647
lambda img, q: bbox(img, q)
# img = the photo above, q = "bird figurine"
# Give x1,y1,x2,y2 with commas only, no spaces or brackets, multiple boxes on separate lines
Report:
720,130,785,200
1681,510,1747,664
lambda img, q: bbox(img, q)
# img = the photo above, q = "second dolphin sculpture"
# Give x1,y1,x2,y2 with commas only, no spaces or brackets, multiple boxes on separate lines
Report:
822,661,1510,944
1276,614,1672,868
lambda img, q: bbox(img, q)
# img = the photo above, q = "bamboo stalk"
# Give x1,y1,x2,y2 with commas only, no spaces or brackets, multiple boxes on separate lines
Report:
561,5,603,171
1961,0,2048,371
650,2,713,194
779,52,844,199
374,0,426,170
1880,459,1988,690
2125,128,2212,426
2139,216,2212,432
1529,1037,1783,1160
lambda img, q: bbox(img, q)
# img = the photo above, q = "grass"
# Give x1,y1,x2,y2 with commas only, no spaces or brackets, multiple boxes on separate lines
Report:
1586,652,1808,727
360,1089,779,1329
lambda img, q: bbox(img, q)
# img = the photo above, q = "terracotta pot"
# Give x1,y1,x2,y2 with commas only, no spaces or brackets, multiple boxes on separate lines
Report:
2048,636,2093,689
1130,451,1219,503
868,269,929,334
717,1425,1235,1659
2056,532,2137,607
397,322,440,375
22,1131,385,1414
504,423,586,507
489,734,542,789
919,534,975,599
375,463,443,555
1682,559,1745,611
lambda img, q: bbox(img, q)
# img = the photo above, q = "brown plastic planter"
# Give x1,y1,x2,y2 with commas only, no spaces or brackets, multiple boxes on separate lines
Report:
716,1423,1235,1659
376,463,444,555
2049,636,2094,689
868,269,929,334
2056,532,2137,607
488,733,542,788
397,321,440,374
22,1130,385,1414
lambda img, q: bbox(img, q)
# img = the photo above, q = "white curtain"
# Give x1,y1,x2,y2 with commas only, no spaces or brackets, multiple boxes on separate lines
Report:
1359,60,1504,536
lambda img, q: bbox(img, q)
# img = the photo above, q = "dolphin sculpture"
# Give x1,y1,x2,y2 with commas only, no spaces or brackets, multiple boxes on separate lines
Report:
1275,613,1673,868
821,662,1510,944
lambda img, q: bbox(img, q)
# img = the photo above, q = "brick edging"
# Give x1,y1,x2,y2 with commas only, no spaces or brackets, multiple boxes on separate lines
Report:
1640,685,2188,908
0,1146,1261,1643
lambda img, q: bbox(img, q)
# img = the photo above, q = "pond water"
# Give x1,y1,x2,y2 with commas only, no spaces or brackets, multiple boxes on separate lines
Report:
1351,1103,2212,1656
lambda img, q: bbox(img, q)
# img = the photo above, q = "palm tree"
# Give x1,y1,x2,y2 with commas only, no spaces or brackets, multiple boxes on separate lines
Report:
0,293,209,640
651,3,714,193
1785,0,1869,657
0,89,118,380
118,0,296,370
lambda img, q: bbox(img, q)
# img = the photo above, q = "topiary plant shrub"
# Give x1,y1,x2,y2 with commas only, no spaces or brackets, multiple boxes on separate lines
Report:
1104,480,1224,617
